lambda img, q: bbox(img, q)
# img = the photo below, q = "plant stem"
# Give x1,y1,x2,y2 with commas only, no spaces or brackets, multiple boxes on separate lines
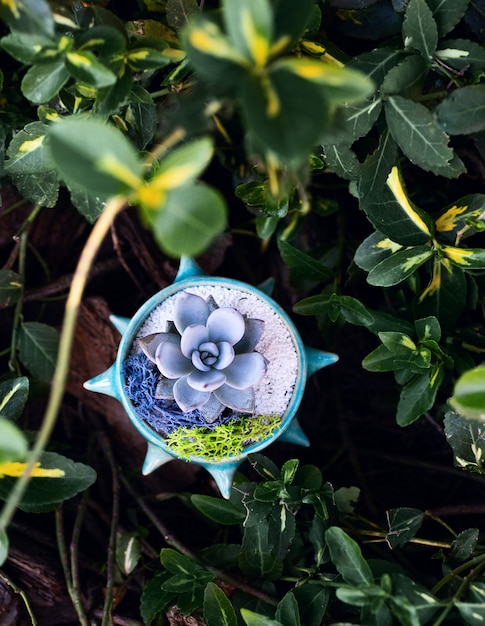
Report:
0,569,38,625
0,195,127,537
431,552,485,595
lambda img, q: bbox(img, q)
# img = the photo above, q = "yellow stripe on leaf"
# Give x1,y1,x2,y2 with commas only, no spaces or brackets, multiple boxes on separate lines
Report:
419,258,441,301
386,167,433,237
151,163,202,190
97,156,142,190
0,461,65,478
188,23,247,66
241,9,270,67
435,204,469,232
1,0,20,18
443,246,473,266
19,136,44,152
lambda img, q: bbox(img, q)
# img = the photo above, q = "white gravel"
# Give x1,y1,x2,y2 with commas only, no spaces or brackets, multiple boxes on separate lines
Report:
136,285,299,416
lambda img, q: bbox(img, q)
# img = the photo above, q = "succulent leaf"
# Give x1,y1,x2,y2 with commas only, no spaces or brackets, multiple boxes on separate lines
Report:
214,341,235,369
139,332,177,362
234,318,264,353
180,324,209,357
174,375,210,411
206,307,246,344
214,384,255,413
199,394,225,423
174,292,210,333
155,340,192,379
224,352,267,389
154,376,175,399
188,368,226,391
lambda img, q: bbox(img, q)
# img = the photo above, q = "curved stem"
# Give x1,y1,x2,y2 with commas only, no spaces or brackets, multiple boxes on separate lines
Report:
0,195,127,536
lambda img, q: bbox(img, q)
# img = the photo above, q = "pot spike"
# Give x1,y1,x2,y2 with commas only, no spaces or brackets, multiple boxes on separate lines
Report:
202,460,241,499
175,256,207,282
305,346,339,377
142,443,174,475
109,315,130,336
278,418,310,447
83,364,118,399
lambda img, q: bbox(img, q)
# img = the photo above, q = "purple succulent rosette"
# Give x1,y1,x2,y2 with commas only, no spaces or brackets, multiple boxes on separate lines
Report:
138,292,267,423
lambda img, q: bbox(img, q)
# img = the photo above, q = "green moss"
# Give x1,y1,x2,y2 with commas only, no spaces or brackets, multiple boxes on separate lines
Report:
164,414,282,461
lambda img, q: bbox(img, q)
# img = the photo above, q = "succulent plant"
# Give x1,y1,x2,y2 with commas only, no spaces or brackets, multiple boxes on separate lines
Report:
139,292,267,423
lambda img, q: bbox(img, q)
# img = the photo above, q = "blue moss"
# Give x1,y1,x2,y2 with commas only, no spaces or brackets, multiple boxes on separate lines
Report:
122,352,241,436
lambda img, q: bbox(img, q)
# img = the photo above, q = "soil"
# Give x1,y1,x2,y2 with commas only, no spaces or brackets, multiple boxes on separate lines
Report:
1,185,484,625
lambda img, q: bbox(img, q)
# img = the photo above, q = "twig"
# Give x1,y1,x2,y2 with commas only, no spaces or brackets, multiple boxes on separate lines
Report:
100,433,121,626
0,569,38,625
120,475,278,607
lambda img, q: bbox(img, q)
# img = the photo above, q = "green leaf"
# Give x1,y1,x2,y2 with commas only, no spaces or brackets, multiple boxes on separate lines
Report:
349,47,405,87
435,38,485,74
402,0,438,60
322,144,360,181
381,55,429,97
150,137,214,190
0,31,55,64
396,366,444,426
277,240,332,282
336,585,387,609
152,183,227,257
320,98,382,145
456,602,485,626
68,184,107,224
239,521,283,579
386,507,424,548
0,377,29,421
0,269,22,307
388,595,420,626
0,451,97,512
0,0,55,37
426,0,470,37
160,548,195,575
362,344,399,372
241,68,330,162
363,166,434,245
0,529,8,566
437,85,485,135
65,51,117,88
140,572,174,626
435,194,485,240
223,0,273,64
162,574,200,592
241,609,283,626
354,231,403,272
292,584,329,626
385,96,454,175
198,544,241,569
378,331,418,356
0,417,28,463
17,321,59,383
367,245,433,287
449,365,485,422
126,46,171,71
444,410,485,471
21,59,69,104
203,582,237,626
166,0,198,30
338,296,376,326
276,592,301,626
451,528,479,562
272,0,317,48
10,170,59,208
325,526,373,586
191,494,246,525
391,574,439,624
116,532,142,575
358,129,398,213
5,121,53,175
48,117,143,196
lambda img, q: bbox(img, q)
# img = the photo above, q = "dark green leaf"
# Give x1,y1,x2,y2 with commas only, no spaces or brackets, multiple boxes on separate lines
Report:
320,98,382,145
437,85,485,135
449,365,485,422
435,38,485,73
386,507,424,548
322,144,360,181
204,582,237,626
0,529,8,567
247,454,280,481
402,0,438,60
166,0,198,30
378,331,418,357
294,464,323,490
277,240,332,282
0,0,55,37
162,574,201,592
273,0,317,48
276,592,301,626
385,96,454,175
65,51,116,89
10,170,59,208
0,32,55,63
381,55,429,97
0,451,97,512
140,572,174,626
396,366,444,426
414,316,441,342
358,129,398,212
325,526,373,586
21,59,69,104
354,231,402,272
388,595,420,626
198,544,240,569
293,583,329,626
336,585,387,608
0,417,28,463
391,574,439,624
191,494,246,525
160,548,195,575
339,296,376,326
367,245,433,287
17,321,59,383
348,47,405,87
48,117,142,196
309,515,331,566
451,528,479,562
153,183,227,257
456,602,485,626
5,121,53,175
444,410,485,471
0,377,29,422
0,269,22,307
124,85,157,150
435,194,485,240
239,522,283,579
426,0,470,37
178,583,209,615
240,609,283,626
68,185,107,224
362,344,398,372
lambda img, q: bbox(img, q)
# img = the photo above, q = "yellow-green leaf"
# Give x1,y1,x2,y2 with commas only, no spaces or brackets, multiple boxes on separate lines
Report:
386,166,433,237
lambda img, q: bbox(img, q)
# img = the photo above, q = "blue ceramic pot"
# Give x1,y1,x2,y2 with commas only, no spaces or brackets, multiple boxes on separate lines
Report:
84,257,337,497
